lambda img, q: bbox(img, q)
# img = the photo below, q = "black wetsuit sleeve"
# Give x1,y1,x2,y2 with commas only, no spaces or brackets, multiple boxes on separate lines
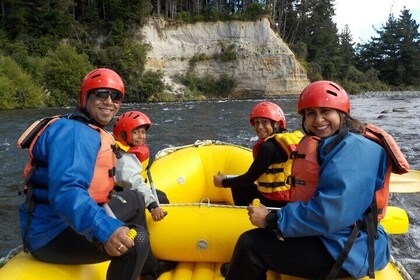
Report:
222,140,287,189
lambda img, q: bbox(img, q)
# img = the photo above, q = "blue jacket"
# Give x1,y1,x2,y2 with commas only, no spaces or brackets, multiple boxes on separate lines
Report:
276,132,390,278
19,117,123,252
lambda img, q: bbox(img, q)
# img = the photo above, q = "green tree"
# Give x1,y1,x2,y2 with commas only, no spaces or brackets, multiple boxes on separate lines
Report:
139,70,166,101
26,0,74,39
0,54,43,109
378,14,400,85
356,8,420,87
337,25,355,80
94,40,151,102
289,0,340,80
395,8,420,87
1,1,75,56
310,0,341,79
41,45,93,106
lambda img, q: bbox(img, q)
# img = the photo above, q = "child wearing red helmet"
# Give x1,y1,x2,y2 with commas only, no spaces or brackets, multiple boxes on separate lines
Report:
112,110,176,279
213,101,303,208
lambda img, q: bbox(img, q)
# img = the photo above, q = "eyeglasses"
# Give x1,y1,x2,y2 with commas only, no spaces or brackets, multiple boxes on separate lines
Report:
90,89,123,103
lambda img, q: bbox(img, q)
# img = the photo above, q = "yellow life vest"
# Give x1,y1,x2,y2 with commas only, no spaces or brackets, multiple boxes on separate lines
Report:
257,131,304,202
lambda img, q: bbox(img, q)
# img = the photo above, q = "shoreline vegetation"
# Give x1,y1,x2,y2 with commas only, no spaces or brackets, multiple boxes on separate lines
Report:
7,91,420,112
145,90,420,103
1,1,419,110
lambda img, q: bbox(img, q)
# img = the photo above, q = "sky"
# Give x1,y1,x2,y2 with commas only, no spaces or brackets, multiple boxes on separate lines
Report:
333,0,420,44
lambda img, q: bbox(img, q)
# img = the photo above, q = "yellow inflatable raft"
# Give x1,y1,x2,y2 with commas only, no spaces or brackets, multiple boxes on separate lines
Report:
0,252,408,280
0,140,414,279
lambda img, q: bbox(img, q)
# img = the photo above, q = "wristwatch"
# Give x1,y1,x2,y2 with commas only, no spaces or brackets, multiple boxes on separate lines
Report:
147,202,158,212
264,212,284,241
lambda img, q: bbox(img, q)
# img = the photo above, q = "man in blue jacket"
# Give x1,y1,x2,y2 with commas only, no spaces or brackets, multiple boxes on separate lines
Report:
19,68,150,280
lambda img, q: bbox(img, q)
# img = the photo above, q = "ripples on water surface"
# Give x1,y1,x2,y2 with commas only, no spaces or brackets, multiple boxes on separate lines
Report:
0,92,419,277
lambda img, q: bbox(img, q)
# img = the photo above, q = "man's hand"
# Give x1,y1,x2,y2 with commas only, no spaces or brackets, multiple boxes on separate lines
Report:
104,226,134,256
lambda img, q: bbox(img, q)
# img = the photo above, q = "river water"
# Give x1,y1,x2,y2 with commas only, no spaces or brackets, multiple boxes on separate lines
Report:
0,92,419,277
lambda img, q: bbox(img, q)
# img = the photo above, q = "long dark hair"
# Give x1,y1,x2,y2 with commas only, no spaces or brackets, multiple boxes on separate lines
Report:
340,112,366,134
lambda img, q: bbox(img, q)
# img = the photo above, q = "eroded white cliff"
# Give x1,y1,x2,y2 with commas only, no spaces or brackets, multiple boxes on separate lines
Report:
142,17,309,97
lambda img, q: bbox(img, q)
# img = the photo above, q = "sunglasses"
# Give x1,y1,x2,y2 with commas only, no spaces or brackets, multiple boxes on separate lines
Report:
90,89,123,103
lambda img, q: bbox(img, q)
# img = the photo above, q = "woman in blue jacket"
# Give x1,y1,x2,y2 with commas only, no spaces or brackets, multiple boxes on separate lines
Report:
224,81,390,279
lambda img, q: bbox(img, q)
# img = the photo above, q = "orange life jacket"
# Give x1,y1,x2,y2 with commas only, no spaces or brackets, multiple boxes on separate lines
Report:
17,116,117,203
290,123,409,219
363,123,409,219
87,128,117,203
290,135,321,203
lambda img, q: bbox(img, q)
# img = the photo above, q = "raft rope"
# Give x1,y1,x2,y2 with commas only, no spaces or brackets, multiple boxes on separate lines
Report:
160,200,282,211
0,245,22,268
390,255,414,280
155,139,251,160
161,201,250,210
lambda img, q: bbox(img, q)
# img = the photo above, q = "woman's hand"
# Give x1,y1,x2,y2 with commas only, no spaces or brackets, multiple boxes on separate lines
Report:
247,203,269,228
213,171,226,188
104,226,134,256
151,206,166,221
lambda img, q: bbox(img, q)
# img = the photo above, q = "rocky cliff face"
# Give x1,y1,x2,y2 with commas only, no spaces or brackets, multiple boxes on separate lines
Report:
141,17,309,97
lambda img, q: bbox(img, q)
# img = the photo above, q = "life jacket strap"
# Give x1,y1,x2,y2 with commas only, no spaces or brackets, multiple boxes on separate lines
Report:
286,176,295,186
325,223,360,280
291,152,306,159
325,198,378,280
18,160,37,196
258,182,286,188
366,199,378,279
112,144,122,159
322,128,349,154
108,167,116,177
265,167,284,174
23,183,36,253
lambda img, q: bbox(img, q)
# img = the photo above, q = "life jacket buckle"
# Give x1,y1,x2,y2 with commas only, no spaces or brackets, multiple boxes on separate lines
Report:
108,167,116,177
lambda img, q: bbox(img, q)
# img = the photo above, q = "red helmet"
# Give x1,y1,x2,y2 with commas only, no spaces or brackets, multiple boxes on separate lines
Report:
79,68,125,109
249,102,286,129
297,80,350,114
113,111,152,145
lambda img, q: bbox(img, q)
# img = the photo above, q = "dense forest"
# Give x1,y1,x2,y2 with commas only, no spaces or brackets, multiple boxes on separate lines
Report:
0,0,419,109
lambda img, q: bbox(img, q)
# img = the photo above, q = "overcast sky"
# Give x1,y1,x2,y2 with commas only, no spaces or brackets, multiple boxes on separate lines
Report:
333,0,420,43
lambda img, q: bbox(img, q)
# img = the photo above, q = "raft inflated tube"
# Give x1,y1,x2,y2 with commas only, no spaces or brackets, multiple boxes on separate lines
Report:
379,206,409,234
147,204,408,262
147,204,255,262
0,252,407,280
149,144,253,204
